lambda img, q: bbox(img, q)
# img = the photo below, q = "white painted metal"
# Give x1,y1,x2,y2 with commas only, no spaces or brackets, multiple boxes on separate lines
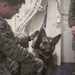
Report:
15,0,42,33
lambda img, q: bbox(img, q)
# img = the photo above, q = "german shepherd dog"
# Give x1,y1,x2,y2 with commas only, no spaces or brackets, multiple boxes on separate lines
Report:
32,28,61,75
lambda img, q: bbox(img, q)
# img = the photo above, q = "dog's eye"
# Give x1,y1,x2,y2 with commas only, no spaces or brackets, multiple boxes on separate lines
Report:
43,41,47,44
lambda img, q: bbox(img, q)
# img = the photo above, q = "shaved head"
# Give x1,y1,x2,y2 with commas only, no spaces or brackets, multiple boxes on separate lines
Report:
0,0,25,5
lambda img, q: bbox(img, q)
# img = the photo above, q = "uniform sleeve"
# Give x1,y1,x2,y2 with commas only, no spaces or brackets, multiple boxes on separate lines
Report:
68,0,75,27
0,20,34,64
15,32,29,48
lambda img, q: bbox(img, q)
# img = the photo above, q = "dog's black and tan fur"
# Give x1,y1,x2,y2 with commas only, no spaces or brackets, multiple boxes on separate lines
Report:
32,28,61,75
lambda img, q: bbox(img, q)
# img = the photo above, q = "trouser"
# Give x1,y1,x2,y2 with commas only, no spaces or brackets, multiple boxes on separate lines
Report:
0,61,12,75
4,57,44,75
21,58,44,75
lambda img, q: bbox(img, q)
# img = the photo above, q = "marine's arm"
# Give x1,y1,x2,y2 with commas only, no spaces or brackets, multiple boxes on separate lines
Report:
15,29,39,48
68,0,75,36
68,0,75,27
0,20,38,63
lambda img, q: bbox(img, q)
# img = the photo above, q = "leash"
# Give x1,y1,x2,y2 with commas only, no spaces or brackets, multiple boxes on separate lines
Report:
31,2,48,49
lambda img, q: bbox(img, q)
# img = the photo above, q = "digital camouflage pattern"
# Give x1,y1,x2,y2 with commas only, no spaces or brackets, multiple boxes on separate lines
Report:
68,1,75,74
68,0,75,51
4,57,43,75
68,0,75,28
0,15,43,75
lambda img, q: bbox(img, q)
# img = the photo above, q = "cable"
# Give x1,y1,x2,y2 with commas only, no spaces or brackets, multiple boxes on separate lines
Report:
55,0,68,16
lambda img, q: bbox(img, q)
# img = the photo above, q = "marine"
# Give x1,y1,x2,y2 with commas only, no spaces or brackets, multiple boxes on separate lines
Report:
68,0,75,75
0,0,43,75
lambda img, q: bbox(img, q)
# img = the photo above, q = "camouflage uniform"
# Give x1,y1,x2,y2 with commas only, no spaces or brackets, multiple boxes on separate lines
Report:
68,0,75,75
0,15,43,75
68,0,75,51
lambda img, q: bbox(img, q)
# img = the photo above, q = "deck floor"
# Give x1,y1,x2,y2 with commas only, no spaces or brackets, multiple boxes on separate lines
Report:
51,63,75,75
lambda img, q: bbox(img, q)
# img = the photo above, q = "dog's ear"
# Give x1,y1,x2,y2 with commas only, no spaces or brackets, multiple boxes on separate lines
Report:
40,28,46,37
51,34,61,46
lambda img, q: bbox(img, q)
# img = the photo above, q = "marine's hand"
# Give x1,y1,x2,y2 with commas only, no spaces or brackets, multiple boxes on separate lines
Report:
71,26,75,36
29,29,39,40
32,50,39,58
